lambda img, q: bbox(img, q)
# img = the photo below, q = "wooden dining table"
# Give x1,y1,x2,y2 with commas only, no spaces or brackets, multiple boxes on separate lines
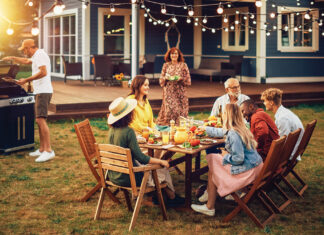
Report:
140,138,225,208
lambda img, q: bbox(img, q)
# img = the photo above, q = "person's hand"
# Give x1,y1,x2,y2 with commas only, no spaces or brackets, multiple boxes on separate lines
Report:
160,160,169,168
2,56,14,61
16,78,28,85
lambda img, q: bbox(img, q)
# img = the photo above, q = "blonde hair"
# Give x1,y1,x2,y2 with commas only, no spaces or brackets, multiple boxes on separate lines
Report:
261,88,283,106
222,104,257,150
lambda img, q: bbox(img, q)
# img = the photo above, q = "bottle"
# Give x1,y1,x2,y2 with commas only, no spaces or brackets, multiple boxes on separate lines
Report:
27,82,32,93
170,119,175,141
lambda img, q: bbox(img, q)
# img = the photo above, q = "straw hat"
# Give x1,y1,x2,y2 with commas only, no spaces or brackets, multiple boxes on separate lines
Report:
108,97,137,125
18,39,36,51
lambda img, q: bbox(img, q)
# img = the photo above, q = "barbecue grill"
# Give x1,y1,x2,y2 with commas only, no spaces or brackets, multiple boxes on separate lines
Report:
0,63,35,153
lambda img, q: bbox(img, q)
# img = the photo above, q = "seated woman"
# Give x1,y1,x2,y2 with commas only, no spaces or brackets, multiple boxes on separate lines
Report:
191,104,263,216
107,97,183,206
127,75,155,134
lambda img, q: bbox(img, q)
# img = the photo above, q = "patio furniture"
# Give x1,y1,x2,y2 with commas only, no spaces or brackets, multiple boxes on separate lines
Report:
94,143,167,231
141,54,156,80
74,119,120,203
118,62,131,77
220,55,244,81
93,55,114,86
223,136,287,228
260,129,301,213
189,58,229,82
140,137,225,208
279,119,317,198
61,56,83,84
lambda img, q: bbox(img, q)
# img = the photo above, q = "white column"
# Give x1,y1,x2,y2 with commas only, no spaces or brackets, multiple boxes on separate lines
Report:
131,3,140,80
193,0,202,68
256,0,267,83
82,2,91,80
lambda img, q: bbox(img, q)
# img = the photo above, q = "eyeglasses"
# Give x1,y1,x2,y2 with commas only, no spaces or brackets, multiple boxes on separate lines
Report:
228,85,240,90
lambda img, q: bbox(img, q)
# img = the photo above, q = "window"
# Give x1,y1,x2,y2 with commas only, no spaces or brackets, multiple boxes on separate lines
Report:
222,7,249,51
278,7,319,52
98,8,145,59
46,11,77,74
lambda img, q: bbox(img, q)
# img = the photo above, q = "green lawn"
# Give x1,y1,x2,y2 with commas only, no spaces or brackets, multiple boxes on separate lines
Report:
0,105,323,234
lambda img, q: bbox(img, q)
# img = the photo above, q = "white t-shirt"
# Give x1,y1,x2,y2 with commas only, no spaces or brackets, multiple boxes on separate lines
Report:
31,49,53,94
210,93,250,117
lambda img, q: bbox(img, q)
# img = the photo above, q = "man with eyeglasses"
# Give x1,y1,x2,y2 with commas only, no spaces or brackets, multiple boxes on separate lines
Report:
3,39,55,163
210,78,249,117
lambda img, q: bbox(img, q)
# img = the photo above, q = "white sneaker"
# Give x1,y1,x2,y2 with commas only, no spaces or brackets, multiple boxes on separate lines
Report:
35,151,55,163
191,204,215,216
198,189,208,203
29,149,43,157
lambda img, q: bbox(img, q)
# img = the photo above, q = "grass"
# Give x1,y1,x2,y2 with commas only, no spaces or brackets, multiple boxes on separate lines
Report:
0,104,323,234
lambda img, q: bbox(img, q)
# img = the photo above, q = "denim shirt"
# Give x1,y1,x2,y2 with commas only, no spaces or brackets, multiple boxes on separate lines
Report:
222,130,263,175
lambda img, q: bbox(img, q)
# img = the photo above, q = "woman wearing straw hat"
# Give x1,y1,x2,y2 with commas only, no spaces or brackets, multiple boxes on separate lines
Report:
107,97,184,206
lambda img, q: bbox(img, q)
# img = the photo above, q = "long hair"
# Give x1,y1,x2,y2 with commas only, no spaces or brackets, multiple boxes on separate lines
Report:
129,75,148,101
164,47,185,63
222,104,257,150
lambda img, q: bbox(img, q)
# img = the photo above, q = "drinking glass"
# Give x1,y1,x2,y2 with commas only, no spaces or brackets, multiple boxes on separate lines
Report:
162,131,170,145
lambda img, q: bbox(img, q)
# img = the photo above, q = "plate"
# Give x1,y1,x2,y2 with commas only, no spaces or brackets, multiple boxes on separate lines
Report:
147,142,162,146
200,139,218,145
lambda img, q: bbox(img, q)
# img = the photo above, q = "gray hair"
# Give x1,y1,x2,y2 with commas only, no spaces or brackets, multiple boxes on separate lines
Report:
224,78,239,88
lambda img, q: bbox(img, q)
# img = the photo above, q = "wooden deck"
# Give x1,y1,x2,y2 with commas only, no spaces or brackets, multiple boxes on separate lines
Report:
48,79,324,120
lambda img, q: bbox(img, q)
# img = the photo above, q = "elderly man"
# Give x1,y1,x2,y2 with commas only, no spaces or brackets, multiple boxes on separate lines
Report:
240,99,279,159
261,88,304,160
210,78,249,117
3,39,54,163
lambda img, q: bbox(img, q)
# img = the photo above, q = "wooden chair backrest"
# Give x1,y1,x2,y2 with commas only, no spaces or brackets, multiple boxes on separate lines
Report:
277,129,302,170
289,119,317,166
74,119,97,160
95,143,138,196
251,136,287,193
93,55,113,77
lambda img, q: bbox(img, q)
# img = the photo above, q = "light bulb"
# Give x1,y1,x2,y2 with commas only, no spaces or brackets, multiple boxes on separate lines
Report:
28,0,33,7
294,27,298,31
322,32,324,36
110,4,115,12
224,17,228,23
270,13,276,18
273,25,277,30
266,32,271,36
194,22,198,26
161,4,166,14
250,29,255,34
255,0,262,8
284,25,288,31
31,27,39,36
250,14,255,19
217,4,223,14
304,12,311,20
212,28,216,33
186,18,191,24
165,22,170,27
225,28,228,32
7,27,14,35
253,20,256,25
172,16,177,23
188,6,194,16
131,0,137,3
230,25,234,30
309,28,312,32
53,5,63,15
227,4,231,8
235,20,239,25
82,2,89,9
144,13,148,17
153,21,157,25
203,16,207,24
202,28,206,32
148,18,152,22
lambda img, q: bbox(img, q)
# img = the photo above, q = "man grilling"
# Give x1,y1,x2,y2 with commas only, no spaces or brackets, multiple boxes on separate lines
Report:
3,39,54,162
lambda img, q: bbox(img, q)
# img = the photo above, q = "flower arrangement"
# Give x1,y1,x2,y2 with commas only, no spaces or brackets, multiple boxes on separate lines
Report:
114,73,128,81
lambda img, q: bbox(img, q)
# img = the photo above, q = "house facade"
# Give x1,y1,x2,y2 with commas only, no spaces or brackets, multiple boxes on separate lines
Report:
38,0,324,83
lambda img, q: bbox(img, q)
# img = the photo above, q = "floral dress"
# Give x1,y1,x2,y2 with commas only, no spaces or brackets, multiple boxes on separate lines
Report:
156,62,191,125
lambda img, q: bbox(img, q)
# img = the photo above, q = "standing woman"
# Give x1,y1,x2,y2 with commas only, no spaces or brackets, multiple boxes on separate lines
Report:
127,75,155,134
191,104,263,216
156,47,191,125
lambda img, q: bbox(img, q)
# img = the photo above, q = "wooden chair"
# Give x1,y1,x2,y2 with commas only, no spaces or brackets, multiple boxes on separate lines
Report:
93,55,114,86
94,143,168,231
259,129,301,213
223,136,287,228
279,120,317,198
61,56,83,83
74,119,119,203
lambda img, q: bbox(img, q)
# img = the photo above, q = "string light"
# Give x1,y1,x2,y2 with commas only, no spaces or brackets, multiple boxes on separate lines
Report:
235,20,239,25
194,22,198,26
255,0,262,8
6,23,14,35
172,15,177,23
53,0,65,15
250,29,255,34
224,16,228,23
212,28,216,33
250,14,255,19
217,4,223,15
165,22,169,27
273,25,277,30
131,0,137,3
31,21,39,36
266,31,271,36
225,28,228,32
305,11,311,20
188,5,194,16
110,4,115,12
202,16,207,24
186,17,191,24
202,27,206,32
26,0,34,7
270,12,276,18
161,4,166,14
227,4,232,8
144,13,148,17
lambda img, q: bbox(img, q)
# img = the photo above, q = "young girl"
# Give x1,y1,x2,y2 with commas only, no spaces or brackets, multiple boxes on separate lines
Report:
191,104,263,216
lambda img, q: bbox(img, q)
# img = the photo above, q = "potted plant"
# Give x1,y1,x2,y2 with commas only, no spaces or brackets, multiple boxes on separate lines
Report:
114,73,129,88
